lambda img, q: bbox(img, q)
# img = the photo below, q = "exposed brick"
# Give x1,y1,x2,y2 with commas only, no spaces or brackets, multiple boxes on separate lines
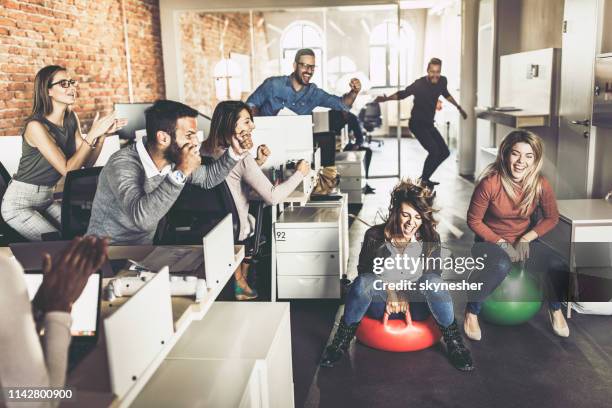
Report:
1,0,165,136
179,11,269,117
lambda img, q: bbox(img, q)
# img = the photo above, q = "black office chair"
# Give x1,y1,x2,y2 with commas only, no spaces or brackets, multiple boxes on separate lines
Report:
61,167,103,239
160,156,265,260
359,102,384,147
0,162,27,245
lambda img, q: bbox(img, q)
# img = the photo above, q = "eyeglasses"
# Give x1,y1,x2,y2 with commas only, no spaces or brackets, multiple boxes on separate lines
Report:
297,62,316,72
48,79,78,89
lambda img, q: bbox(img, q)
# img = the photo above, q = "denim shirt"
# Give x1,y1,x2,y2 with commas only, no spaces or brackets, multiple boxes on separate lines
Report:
246,75,349,116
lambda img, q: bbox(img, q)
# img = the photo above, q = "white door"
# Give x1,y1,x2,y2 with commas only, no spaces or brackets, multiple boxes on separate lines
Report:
556,0,599,198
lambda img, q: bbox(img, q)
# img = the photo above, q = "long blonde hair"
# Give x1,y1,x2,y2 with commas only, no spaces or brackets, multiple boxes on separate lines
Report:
479,130,544,215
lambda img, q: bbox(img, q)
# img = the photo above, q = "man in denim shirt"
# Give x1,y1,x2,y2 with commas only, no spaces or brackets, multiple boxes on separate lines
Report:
246,48,361,116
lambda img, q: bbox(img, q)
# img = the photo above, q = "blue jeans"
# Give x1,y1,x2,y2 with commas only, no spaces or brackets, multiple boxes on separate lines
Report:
466,241,568,314
342,272,455,328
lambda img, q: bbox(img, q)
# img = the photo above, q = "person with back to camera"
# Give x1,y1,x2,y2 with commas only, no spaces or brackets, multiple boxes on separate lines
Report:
464,130,570,340
1,65,125,241
320,179,473,371
202,101,311,300
0,236,108,406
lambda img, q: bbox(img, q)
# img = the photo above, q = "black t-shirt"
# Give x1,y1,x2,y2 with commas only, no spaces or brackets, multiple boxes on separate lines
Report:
399,75,450,123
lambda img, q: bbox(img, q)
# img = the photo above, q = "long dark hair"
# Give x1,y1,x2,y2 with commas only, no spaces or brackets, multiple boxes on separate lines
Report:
384,179,440,256
28,65,68,122
203,101,252,153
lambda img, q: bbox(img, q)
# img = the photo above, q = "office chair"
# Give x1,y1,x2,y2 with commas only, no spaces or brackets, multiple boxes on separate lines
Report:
61,167,103,239
0,162,26,245
359,102,385,147
160,157,265,260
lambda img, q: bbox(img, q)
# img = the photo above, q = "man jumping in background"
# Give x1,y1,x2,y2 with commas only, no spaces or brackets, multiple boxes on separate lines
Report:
375,58,467,190
246,48,361,116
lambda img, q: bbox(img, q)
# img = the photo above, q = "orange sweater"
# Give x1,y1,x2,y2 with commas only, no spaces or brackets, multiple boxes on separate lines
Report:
467,174,559,244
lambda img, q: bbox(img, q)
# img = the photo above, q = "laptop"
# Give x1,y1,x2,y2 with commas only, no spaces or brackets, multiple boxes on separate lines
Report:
11,241,108,371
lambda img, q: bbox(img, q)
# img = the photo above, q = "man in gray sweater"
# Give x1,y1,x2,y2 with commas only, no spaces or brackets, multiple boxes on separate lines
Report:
87,100,249,245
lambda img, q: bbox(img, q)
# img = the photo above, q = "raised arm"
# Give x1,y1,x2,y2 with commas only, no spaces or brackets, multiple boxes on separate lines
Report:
25,112,117,176
373,81,416,103
109,156,185,232
189,148,239,189
242,155,306,205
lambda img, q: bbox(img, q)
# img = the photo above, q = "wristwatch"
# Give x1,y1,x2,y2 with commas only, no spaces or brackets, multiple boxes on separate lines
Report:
171,169,186,184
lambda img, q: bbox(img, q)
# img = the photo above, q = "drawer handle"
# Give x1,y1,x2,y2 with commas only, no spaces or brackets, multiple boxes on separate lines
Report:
298,278,321,285
296,254,321,262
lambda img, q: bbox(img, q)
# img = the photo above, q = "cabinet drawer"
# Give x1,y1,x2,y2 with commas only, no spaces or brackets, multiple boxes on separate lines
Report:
275,228,338,252
339,176,365,190
574,225,612,243
277,252,340,276
345,189,364,204
277,275,340,299
336,162,364,177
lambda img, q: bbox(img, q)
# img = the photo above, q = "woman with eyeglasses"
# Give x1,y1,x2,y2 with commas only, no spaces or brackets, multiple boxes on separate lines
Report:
320,179,474,371
1,65,125,241
464,130,569,340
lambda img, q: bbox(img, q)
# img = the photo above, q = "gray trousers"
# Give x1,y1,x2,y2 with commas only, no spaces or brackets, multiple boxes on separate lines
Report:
1,179,61,241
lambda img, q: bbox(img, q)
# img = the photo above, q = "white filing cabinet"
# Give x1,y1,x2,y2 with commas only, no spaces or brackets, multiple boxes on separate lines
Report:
305,194,349,277
133,302,293,408
335,151,366,204
275,206,342,299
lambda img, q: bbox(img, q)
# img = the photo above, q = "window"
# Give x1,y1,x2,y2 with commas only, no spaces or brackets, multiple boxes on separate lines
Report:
327,56,356,92
369,21,415,87
214,59,242,101
280,21,324,86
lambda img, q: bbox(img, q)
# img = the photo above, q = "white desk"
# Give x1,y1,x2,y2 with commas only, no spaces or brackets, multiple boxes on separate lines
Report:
540,199,612,317
140,302,294,408
0,244,244,407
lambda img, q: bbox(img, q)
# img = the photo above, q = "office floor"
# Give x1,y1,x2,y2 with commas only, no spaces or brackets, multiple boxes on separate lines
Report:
288,138,612,408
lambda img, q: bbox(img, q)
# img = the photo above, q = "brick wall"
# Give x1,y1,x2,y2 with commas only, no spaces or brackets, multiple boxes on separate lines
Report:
0,0,165,136
179,12,269,117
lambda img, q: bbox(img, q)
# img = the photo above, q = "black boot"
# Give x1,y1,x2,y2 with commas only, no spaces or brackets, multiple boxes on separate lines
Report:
320,318,359,368
439,320,474,372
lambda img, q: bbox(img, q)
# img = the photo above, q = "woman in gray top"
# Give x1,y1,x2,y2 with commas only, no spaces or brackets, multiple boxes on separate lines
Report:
202,101,310,300
1,65,124,241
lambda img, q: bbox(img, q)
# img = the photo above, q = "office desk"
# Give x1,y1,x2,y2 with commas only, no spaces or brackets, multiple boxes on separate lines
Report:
540,199,612,317
0,244,244,407
132,302,293,408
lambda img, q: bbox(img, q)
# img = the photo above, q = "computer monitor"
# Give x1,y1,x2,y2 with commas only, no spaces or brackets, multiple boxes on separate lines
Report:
115,103,212,141
114,103,152,140
22,272,101,337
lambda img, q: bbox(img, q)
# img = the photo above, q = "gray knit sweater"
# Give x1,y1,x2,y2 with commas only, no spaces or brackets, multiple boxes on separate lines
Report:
87,144,238,245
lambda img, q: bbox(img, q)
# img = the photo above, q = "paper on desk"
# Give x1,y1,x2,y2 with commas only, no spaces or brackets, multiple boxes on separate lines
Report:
277,107,298,116
137,247,203,273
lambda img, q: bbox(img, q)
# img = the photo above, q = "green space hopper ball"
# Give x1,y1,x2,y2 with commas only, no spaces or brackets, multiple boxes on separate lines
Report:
481,265,543,325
